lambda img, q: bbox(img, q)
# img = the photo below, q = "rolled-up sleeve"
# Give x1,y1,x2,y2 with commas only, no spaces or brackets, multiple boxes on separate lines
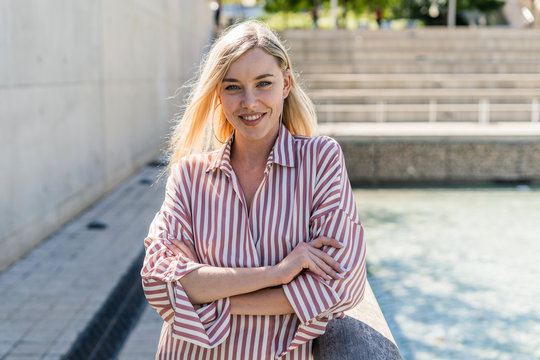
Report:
282,138,366,353
140,162,231,348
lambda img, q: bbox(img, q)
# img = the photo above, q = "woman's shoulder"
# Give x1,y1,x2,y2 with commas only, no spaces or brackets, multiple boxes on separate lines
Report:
168,152,215,176
293,133,342,156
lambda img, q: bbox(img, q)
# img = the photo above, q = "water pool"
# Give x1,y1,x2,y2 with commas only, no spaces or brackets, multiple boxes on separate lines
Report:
354,187,540,360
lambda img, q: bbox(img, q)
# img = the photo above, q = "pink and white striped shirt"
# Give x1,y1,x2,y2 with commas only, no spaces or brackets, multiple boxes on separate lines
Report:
141,125,366,359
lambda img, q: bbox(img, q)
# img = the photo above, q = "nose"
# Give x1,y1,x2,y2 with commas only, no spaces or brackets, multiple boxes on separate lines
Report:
241,89,257,109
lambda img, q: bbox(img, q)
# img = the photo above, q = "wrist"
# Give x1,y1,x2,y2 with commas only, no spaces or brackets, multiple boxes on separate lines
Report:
268,264,287,286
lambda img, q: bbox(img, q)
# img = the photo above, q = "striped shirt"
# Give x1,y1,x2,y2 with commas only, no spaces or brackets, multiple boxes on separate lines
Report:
141,125,366,359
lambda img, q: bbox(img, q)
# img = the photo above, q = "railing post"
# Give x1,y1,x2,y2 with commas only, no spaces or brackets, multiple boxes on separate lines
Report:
448,0,456,28
479,99,490,124
532,99,539,123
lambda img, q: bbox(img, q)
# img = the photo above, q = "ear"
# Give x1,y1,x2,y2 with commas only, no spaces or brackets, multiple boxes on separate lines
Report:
282,69,292,99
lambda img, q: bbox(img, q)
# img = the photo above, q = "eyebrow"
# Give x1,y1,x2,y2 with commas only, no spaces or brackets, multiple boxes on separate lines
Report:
222,74,274,83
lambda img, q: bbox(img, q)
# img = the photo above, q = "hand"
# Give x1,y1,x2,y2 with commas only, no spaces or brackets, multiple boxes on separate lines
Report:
163,234,200,263
274,237,346,284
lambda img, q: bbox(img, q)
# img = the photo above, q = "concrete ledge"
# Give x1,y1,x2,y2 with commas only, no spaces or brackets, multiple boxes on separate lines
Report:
318,123,540,184
313,280,402,360
319,122,540,140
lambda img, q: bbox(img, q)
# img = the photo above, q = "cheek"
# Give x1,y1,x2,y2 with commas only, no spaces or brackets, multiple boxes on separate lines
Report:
220,96,238,115
262,92,283,110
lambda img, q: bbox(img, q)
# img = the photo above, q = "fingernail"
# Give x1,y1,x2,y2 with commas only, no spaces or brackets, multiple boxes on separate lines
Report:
336,273,344,279
326,274,332,280
340,265,351,272
338,241,345,247
165,240,172,245
166,250,173,255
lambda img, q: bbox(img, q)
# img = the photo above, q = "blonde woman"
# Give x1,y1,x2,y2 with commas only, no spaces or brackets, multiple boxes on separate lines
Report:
141,21,366,359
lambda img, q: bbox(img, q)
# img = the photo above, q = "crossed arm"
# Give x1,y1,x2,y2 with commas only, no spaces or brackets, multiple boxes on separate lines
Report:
163,236,347,315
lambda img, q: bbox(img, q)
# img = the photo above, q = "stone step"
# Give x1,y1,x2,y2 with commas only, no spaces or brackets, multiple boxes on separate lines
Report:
302,73,540,90
287,39,540,51
316,103,538,123
294,62,540,74
309,88,540,103
281,28,540,40
287,40,540,50
317,121,540,138
290,49,540,62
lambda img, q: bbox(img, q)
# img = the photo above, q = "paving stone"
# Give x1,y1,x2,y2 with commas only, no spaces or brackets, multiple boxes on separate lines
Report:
0,164,165,359
4,354,40,360
116,305,163,360
0,323,31,344
8,340,49,357
0,342,12,357
40,355,63,360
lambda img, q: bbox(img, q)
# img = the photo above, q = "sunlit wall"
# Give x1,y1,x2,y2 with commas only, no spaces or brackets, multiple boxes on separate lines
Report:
0,0,213,270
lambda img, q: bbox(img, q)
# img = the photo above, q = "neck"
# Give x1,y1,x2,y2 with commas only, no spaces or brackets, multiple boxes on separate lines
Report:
231,127,280,169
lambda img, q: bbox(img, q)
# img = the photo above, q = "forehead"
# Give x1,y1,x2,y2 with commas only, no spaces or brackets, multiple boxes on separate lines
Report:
225,47,281,79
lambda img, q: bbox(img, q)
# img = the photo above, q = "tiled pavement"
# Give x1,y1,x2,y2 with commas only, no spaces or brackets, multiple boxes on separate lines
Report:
0,163,166,360
116,305,162,359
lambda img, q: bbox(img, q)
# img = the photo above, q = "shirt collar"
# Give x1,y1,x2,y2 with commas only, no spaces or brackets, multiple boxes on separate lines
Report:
206,124,296,173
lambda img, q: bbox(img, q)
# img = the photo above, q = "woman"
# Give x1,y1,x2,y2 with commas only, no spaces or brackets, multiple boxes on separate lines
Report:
141,21,366,359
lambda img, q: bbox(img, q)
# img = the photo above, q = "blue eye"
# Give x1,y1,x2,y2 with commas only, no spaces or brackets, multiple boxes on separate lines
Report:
257,81,271,87
225,85,240,91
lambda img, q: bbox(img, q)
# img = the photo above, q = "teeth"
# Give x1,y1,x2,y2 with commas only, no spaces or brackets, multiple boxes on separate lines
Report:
243,114,262,121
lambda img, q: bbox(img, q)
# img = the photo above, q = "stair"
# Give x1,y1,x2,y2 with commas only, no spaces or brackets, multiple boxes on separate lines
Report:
280,28,540,184
282,28,540,124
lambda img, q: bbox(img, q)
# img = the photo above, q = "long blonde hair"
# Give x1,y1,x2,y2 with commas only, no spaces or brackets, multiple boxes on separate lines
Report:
168,20,317,171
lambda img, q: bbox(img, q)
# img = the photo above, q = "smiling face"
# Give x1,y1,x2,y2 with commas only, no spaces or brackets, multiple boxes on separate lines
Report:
219,47,291,149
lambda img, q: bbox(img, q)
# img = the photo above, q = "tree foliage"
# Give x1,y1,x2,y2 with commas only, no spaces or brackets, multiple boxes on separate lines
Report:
263,0,505,25
400,0,505,22
264,0,311,13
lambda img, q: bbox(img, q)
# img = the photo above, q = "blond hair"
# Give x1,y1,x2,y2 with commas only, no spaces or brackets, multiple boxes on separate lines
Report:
167,20,317,171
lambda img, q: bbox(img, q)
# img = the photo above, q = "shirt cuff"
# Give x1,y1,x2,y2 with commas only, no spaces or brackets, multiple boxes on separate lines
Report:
170,280,231,348
282,272,342,325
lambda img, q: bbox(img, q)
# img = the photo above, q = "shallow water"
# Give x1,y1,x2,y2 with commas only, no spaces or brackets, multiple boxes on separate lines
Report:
354,187,540,360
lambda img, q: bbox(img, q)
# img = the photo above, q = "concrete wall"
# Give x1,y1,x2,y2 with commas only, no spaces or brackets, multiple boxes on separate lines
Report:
339,138,540,186
0,0,213,270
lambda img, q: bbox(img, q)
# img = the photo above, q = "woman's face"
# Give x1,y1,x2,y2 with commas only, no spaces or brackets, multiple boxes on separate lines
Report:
219,47,291,147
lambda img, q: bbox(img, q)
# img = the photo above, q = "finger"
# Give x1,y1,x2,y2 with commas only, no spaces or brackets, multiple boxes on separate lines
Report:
310,237,344,249
176,241,199,262
168,235,199,261
313,255,343,280
310,254,341,280
182,236,200,261
305,258,332,281
164,240,180,256
308,246,344,274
